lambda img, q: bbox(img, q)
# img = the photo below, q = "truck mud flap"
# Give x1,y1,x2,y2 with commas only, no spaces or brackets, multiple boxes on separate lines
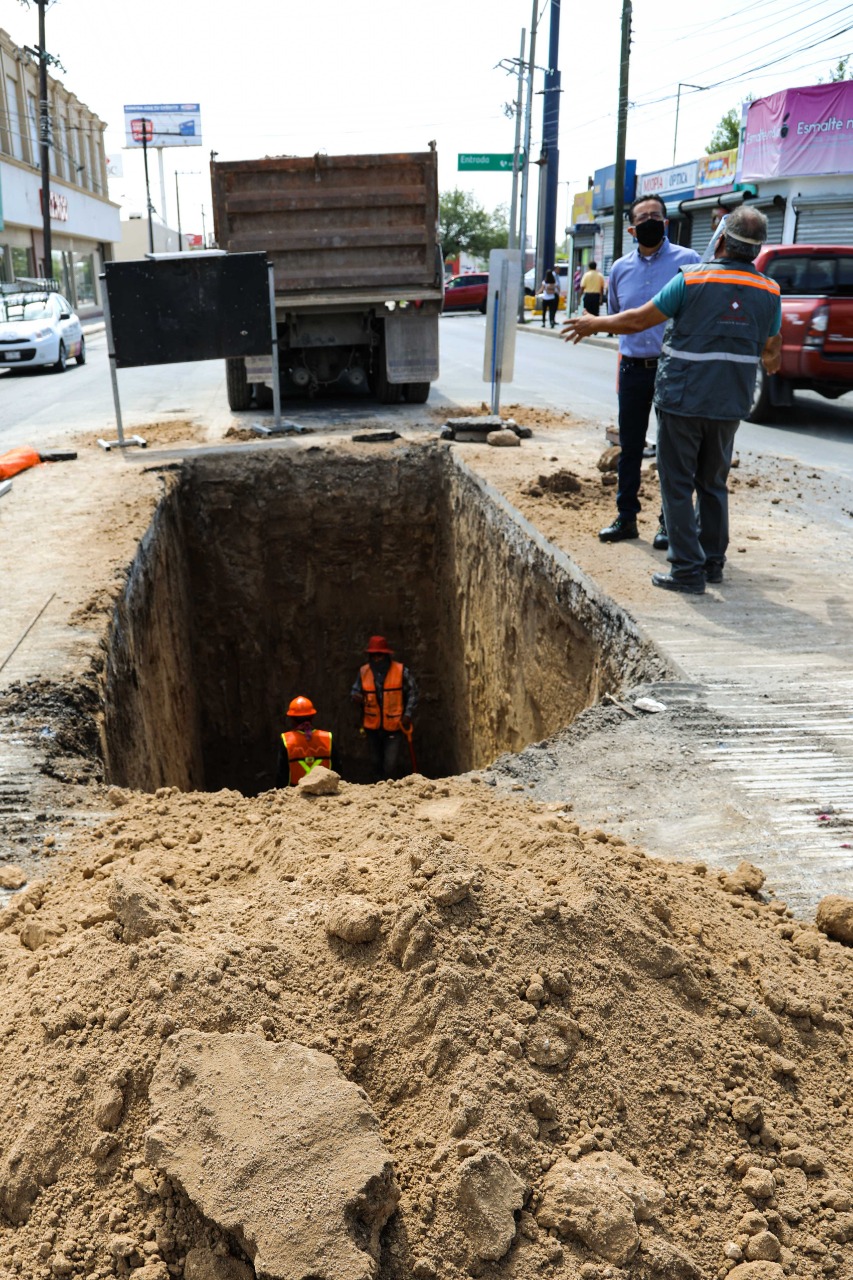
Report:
384,309,439,384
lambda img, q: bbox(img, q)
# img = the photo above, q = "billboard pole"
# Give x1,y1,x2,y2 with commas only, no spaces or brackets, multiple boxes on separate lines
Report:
141,124,154,253
157,147,168,230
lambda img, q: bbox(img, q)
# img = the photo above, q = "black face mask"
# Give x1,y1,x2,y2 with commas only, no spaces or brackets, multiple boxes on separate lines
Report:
634,218,665,248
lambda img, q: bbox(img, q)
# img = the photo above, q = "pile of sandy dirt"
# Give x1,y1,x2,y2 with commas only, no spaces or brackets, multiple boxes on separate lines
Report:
1,776,852,1280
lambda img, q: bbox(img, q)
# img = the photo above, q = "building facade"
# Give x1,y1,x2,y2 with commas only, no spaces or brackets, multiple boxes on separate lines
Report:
0,25,120,309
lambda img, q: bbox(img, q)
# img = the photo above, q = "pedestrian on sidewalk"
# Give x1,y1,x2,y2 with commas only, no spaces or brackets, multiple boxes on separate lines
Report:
579,261,606,316
351,635,418,781
597,195,700,550
561,205,781,595
540,269,559,329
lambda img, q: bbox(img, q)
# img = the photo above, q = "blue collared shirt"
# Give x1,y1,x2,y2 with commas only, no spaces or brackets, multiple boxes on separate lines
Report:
607,238,700,357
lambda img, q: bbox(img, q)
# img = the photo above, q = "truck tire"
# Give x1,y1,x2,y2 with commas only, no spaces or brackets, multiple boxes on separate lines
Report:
746,367,774,423
405,382,430,403
375,360,403,404
226,358,252,411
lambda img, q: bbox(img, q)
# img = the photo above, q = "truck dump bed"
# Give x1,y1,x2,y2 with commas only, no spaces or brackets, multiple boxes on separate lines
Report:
210,150,442,305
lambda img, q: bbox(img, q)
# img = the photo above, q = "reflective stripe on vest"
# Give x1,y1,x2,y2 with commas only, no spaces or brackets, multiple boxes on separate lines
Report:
360,661,404,731
282,728,333,787
654,262,780,420
661,343,759,366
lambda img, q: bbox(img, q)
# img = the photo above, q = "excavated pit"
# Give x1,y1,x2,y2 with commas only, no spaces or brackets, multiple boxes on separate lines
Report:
100,444,661,793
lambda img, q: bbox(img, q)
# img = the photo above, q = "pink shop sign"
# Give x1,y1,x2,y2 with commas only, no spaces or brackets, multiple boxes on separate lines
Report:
740,82,853,180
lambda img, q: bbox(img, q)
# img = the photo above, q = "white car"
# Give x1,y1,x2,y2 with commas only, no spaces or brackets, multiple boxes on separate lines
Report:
0,289,85,372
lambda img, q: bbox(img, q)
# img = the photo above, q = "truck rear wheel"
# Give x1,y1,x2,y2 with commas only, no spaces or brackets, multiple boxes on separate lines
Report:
405,382,430,404
226,358,252,411
376,361,403,404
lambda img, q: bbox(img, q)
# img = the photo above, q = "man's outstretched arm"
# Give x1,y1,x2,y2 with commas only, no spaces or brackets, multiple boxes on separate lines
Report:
562,300,667,344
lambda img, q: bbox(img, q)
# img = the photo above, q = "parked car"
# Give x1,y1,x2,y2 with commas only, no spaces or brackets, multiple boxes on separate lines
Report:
442,272,489,314
748,244,853,421
0,288,85,372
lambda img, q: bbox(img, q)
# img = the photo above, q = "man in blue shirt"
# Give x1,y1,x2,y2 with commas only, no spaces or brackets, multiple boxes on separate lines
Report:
562,205,782,595
595,196,700,548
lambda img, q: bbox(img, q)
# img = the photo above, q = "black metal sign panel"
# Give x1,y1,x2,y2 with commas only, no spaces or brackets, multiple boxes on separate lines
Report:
104,252,270,368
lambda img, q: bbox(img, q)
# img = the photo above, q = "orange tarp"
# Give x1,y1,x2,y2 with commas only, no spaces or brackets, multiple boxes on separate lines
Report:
0,447,41,480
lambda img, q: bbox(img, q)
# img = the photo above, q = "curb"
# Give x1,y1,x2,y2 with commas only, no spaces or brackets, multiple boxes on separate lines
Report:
516,323,619,353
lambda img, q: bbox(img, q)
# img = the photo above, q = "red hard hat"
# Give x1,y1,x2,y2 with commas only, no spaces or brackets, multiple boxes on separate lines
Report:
287,695,316,718
365,634,393,654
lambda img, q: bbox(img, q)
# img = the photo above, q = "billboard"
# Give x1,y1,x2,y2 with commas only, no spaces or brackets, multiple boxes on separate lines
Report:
696,149,737,194
571,190,594,225
740,82,853,180
592,161,636,212
123,103,202,148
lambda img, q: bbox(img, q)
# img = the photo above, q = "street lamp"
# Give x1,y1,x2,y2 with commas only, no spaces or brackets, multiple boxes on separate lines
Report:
673,83,708,167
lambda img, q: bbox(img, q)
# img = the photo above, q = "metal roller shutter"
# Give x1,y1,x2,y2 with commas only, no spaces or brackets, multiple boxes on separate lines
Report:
794,202,853,245
689,209,716,255
760,203,785,245
602,221,614,273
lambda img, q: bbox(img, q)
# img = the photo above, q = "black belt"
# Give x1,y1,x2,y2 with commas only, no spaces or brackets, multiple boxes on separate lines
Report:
621,356,659,369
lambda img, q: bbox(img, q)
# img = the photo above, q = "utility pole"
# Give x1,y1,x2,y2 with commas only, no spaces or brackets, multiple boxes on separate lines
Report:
140,123,155,253
612,0,632,265
508,28,526,250
517,0,538,321
537,0,562,284
36,0,52,279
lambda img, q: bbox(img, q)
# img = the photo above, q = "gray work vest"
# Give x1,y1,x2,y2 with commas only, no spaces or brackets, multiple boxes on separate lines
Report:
654,260,781,420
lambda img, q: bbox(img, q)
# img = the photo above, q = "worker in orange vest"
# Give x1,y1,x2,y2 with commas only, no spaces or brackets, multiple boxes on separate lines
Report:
351,635,418,781
276,695,336,787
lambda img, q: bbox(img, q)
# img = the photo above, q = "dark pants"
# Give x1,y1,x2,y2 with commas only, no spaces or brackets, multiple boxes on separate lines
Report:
582,293,601,316
366,729,406,781
656,409,739,581
541,296,558,327
616,359,663,526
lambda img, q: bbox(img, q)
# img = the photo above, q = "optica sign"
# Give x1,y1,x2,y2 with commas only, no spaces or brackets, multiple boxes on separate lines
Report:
740,82,853,180
636,162,697,201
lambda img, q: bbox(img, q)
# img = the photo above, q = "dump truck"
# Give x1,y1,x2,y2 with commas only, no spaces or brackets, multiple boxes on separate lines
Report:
210,146,443,407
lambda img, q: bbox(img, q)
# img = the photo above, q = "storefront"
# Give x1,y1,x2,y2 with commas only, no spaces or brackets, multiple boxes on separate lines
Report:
0,160,120,308
739,82,853,247
0,28,120,309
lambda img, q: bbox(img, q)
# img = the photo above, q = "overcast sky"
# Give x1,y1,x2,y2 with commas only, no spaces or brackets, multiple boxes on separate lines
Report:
3,0,852,241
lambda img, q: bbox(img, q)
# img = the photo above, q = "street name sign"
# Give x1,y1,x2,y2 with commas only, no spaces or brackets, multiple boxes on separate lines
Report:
458,153,521,171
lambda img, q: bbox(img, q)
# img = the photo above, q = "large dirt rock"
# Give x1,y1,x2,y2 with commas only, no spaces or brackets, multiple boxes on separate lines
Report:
145,1031,399,1280
107,872,181,942
455,1148,525,1262
816,895,853,945
537,1152,665,1264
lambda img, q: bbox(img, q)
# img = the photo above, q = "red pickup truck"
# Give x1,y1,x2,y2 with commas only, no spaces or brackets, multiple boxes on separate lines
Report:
749,244,853,421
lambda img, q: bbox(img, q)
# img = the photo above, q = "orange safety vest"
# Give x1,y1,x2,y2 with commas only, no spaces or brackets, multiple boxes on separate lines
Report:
282,728,333,786
360,661,404,731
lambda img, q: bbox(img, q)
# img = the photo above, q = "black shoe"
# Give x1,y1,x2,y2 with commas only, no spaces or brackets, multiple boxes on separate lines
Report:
652,572,705,595
599,515,639,543
652,525,668,551
705,561,723,584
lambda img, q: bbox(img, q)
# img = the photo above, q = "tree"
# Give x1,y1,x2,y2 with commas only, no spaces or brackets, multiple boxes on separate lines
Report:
822,56,852,82
439,190,508,264
706,103,747,155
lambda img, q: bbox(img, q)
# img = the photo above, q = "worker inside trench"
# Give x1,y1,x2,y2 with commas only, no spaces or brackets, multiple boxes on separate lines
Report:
100,445,617,795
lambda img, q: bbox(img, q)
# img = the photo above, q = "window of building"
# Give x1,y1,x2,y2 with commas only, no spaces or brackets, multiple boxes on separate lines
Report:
27,92,39,164
11,246,33,278
5,74,23,160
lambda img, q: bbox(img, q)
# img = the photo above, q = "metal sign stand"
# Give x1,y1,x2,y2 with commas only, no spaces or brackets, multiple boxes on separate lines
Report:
97,276,147,452
251,261,307,436
489,256,510,417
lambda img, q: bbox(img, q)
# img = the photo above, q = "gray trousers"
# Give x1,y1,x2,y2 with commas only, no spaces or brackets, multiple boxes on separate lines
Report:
656,409,739,581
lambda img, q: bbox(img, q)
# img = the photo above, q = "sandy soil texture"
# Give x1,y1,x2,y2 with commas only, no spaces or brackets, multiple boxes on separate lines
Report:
2,406,853,1279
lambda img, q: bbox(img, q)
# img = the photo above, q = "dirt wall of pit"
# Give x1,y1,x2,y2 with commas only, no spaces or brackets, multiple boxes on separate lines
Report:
99,443,663,793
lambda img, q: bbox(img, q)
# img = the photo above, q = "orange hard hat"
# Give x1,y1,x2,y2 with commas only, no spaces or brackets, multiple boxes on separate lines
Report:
287,695,316,718
365,634,393,654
